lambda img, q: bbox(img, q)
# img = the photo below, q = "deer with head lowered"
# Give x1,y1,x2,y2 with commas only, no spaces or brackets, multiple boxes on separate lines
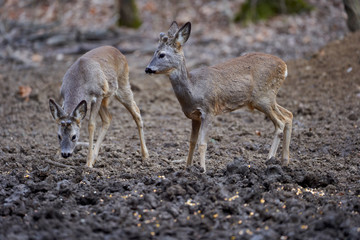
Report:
49,46,149,168
145,22,293,172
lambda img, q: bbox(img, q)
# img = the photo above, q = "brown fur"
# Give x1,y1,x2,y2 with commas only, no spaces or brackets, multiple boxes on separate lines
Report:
50,46,149,167
146,22,293,172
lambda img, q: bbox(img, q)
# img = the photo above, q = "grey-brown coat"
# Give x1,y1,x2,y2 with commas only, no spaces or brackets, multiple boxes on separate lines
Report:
50,46,149,167
145,22,293,172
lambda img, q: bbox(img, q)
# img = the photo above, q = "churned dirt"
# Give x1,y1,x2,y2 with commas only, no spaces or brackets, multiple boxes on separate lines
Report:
0,28,360,239
0,0,360,238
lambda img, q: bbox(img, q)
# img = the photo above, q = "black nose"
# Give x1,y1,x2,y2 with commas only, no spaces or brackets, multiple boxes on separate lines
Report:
145,67,156,74
61,152,71,158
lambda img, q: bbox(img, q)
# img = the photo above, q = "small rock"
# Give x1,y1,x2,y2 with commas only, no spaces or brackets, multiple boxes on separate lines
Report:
265,165,283,177
348,113,358,121
304,131,313,137
159,211,172,220
76,193,99,205
166,203,179,217
3,146,16,153
163,142,179,148
46,35,70,46
244,142,260,151
166,184,186,197
250,235,265,240
144,193,158,208
265,157,282,165
226,162,250,175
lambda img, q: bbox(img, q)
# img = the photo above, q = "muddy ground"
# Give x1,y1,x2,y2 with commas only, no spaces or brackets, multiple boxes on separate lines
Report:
1,10,360,240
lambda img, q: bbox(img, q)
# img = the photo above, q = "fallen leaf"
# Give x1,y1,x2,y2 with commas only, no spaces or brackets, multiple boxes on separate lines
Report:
31,54,43,63
143,1,156,12
89,7,96,15
19,86,32,102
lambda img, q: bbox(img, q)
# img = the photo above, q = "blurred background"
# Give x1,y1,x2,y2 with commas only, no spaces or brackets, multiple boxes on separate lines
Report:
0,0,356,71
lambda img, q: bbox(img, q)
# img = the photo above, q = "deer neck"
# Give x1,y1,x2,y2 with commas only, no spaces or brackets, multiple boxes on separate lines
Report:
62,87,87,116
63,97,81,115
168,59,194,105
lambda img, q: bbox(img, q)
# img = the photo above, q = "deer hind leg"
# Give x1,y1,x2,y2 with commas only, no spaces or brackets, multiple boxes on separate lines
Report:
186,120,201,167
87,98,103,168
93,97,112,159
268,120,284,160
115,86,149,160
277,104,293,164
197,115,212,172
256,102,285,160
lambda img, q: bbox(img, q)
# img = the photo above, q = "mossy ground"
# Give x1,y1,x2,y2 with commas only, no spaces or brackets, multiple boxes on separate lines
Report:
235,0,313,24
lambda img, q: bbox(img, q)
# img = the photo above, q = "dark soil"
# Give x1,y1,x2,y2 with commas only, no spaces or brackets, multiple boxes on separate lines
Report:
1,9,360,240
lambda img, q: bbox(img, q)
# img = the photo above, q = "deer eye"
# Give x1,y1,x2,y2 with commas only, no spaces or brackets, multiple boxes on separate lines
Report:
58,134,62,141
71,135,77,141
159,53,165,59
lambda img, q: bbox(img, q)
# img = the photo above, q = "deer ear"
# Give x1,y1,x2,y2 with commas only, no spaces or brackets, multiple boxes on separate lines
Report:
71,100,87,122
168,21,179,38
49,98,66,121
174,22,191,47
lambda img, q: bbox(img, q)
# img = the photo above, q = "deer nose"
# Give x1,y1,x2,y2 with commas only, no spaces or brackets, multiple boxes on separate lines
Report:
61,152,72,158
145,67,156,74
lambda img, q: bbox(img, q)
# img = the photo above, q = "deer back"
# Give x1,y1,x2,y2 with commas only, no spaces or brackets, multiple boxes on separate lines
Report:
189,53,287,115
60,46,128,114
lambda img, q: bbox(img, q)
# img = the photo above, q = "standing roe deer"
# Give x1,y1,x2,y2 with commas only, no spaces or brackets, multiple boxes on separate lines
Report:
145,22,293,172
49,46,149,168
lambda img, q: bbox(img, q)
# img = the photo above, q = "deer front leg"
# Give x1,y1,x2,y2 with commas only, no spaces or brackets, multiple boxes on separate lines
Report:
186,120,201,166
87,120,96,168
94,98,112,159
86,99,102,168
198,115,212,172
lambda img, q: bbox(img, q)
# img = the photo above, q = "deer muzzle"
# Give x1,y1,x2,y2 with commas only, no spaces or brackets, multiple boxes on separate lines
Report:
61,152,72,158
145,67,157,74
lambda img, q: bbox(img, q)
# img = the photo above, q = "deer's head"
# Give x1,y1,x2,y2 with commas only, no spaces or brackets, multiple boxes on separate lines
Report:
49,99,87,158
145,21,191,75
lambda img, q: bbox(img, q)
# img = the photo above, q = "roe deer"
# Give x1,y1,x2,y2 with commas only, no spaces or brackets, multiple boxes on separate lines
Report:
49,46,149,168
145,22,293,172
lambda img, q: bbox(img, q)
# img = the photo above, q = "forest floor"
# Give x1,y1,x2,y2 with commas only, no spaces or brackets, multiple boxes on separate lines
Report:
0,0,360,239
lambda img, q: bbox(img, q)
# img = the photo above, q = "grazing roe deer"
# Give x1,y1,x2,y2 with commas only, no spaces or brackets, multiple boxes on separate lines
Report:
145,22,293,172
49,46,149,168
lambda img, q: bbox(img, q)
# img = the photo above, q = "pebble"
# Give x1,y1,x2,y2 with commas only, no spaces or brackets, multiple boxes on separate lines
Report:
348,113,358,121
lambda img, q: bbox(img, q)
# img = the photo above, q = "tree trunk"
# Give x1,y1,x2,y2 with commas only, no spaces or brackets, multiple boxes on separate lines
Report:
116,0,141,29
343,0,360,32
